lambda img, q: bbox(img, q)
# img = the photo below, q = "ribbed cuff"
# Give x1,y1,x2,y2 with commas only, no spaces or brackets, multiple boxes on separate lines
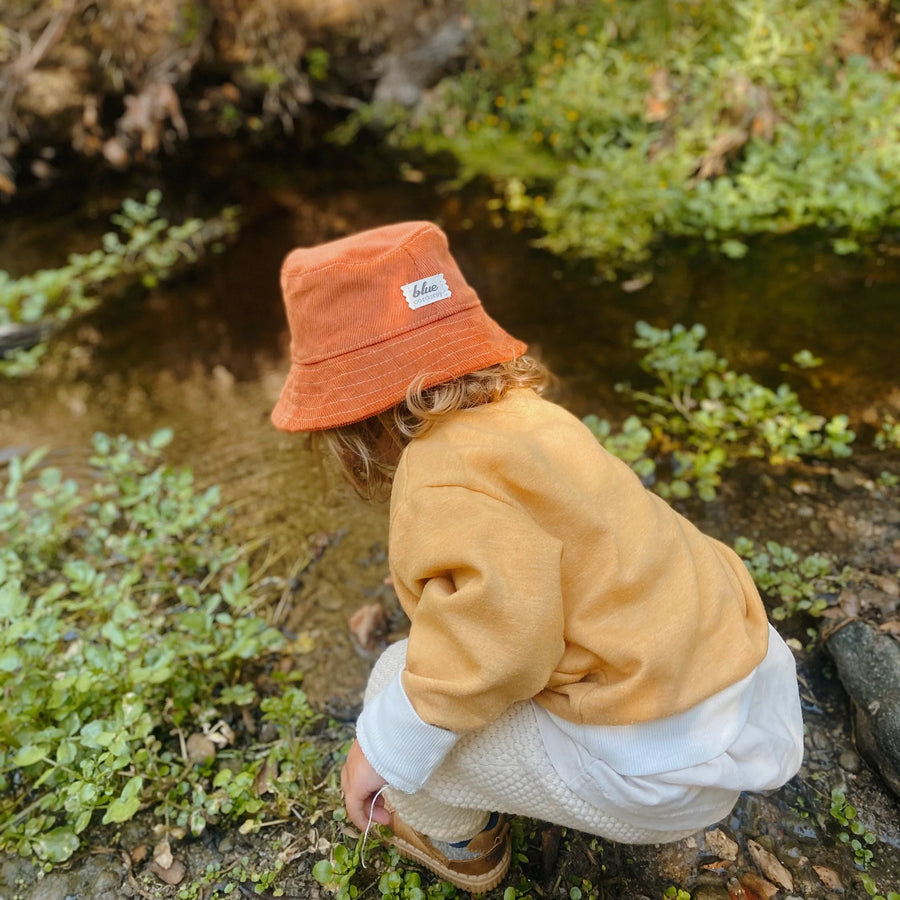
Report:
356,672,460,793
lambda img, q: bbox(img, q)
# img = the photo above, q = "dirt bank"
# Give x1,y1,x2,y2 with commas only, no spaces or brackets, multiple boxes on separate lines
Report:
0,0,466,193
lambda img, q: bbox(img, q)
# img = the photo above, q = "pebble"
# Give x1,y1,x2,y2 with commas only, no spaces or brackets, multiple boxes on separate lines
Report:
838,749,863,773
832,469,860,491
94,871,121,893
218,835,235,853
782,814,819,841
259,721,278,743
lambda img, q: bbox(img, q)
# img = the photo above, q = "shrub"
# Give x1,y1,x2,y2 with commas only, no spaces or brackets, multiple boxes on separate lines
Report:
584,321,854,499
0,430,326,863
385,0,900,273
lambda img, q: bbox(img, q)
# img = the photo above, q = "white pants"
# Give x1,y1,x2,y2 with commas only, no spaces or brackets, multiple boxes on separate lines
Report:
364,640,700,844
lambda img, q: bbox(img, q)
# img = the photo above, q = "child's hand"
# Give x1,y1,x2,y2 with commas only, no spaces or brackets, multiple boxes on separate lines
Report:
341,738,390,831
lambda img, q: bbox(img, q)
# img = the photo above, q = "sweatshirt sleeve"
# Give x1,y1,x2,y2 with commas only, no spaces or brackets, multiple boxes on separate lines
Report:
390,483,566,735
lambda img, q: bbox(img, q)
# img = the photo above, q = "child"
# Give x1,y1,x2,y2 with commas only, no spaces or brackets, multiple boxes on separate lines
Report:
270,221,804,893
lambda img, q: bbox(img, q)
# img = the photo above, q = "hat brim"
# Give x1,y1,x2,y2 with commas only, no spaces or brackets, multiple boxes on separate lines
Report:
271,305,527,432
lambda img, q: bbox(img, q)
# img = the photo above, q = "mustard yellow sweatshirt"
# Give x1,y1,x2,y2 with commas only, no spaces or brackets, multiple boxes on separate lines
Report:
391,389,768,731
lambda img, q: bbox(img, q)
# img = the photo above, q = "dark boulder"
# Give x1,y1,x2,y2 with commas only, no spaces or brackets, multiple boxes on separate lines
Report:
826,618,900,798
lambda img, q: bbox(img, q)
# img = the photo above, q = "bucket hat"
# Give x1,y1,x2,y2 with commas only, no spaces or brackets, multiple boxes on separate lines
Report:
270,220,527,431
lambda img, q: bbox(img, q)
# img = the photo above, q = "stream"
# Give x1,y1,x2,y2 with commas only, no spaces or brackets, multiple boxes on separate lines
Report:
1,140,899,899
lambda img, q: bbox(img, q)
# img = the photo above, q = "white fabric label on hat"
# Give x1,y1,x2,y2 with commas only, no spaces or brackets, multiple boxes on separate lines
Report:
401,273,452,310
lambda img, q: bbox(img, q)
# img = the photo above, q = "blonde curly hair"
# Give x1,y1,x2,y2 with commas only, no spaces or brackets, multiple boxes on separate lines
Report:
319,356,552,500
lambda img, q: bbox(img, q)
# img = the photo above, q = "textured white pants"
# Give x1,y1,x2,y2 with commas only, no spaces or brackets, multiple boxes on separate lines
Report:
364,641,698,844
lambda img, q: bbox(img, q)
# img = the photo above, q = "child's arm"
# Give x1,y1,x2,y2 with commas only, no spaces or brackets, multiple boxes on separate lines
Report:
353,482,565,796
341,738,390,831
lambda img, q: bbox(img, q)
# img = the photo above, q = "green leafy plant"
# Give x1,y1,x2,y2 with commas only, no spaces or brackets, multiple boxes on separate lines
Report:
313,837,365,900
663,888,691,900
585,322,854,500
734,538,847,620
831,789,878,869
380,0,900,273
859,872,900,900
875,416,900,451
0,430,329,866
0,190,240,376
177,854,287,899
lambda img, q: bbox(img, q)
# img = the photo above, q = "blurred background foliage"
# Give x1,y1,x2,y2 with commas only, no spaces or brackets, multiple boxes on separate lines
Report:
378,0,900,274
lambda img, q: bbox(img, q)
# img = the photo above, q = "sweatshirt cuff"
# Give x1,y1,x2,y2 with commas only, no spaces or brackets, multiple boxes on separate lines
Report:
356,672,460,793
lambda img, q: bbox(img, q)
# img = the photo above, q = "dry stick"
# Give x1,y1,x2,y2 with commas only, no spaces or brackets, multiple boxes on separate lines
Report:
0,0,79,138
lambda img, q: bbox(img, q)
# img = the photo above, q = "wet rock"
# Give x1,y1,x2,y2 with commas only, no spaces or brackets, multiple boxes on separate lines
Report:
0,321,56,353
781,814,818,841
826,619,900,798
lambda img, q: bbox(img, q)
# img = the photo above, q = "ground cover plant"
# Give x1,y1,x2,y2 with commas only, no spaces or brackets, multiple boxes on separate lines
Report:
0,191,240,376
583,321,855,500
0,430,336,868
377,0,900,275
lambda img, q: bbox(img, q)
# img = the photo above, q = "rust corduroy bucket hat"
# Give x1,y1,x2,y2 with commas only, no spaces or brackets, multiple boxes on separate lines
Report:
270,221,527,432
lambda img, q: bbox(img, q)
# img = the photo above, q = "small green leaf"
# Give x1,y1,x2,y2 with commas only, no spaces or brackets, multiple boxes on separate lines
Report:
34,827,80,862
13,745,49,767
102,776,143,823
149,428,174,449
312,860,334,884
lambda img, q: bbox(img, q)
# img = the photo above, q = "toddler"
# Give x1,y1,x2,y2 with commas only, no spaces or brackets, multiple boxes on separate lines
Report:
271,221,804,893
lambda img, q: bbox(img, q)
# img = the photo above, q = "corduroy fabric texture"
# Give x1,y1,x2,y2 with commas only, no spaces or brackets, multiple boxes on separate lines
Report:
271,221,527,432
364,641,698,846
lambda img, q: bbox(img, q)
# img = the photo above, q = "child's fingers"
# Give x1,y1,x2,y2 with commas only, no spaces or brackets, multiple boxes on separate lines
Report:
341,739,390,830
368,790,391,826
344,787,369,831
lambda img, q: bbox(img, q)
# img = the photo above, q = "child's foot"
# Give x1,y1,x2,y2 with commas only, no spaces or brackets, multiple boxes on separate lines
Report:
387,810,511,892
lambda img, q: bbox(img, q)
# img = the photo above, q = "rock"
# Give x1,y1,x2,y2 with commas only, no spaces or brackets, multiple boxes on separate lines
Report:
186,732,217,763
0,321,55,354
831,469,861,491
812,865,843,891
838,749,863,773
704,827,738,861
147,856,186,885
373,18,470,108
826,619,900,798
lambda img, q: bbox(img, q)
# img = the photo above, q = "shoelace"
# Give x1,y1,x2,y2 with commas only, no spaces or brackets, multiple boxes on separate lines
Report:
360,783,389,868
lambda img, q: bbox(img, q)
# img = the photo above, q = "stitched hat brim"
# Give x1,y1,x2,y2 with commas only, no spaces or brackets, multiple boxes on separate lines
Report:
270,304,527,432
